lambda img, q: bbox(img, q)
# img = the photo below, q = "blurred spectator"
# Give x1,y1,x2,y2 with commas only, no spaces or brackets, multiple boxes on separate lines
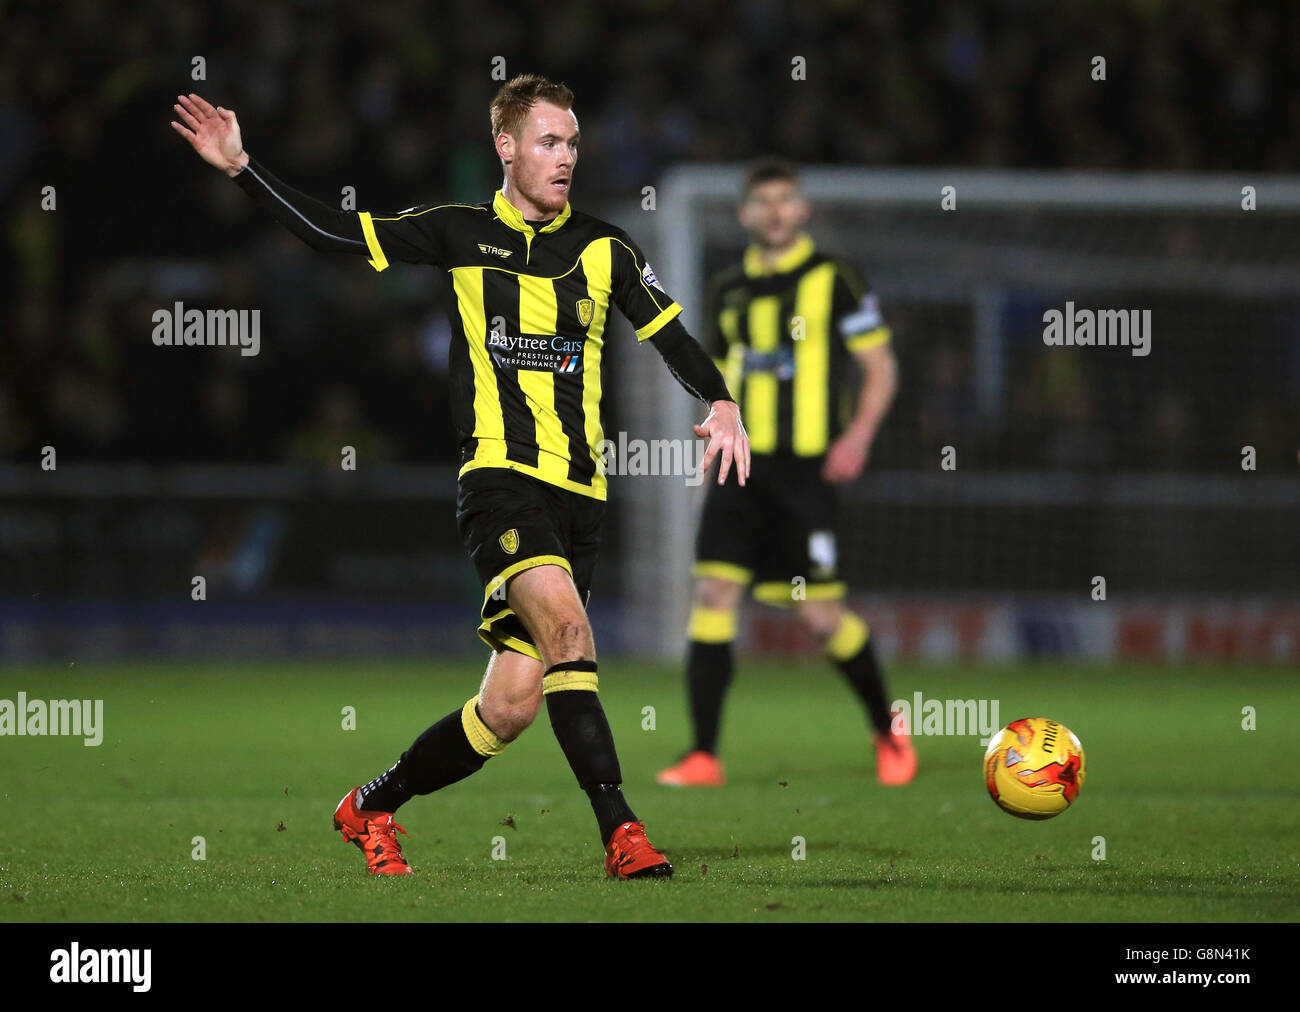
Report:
288,386,391,467
2,0,1298,469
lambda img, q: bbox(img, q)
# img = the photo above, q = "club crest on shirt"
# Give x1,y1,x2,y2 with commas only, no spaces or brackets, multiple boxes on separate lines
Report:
576,298,594,327
499,529,520,555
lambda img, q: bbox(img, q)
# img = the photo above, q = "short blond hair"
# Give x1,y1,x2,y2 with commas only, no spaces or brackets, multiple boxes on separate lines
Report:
490,73,574,143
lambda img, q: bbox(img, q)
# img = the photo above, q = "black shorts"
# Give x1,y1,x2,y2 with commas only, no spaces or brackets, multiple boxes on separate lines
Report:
456,467,604,658
694,454,843,605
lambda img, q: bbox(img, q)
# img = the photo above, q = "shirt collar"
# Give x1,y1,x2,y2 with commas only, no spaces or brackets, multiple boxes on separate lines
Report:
743,233,815,277
493,190,572,236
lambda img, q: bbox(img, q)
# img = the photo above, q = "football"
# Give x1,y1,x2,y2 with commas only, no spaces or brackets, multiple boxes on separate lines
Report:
983,717,1086,819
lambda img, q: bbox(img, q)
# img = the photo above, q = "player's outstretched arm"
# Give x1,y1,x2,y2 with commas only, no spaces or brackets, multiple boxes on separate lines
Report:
171,93,437,265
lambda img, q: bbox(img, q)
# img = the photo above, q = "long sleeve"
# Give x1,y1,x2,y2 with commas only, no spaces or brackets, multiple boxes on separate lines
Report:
832,259,891,351
648,317,734,406
231,157,443,268
609,229,683,341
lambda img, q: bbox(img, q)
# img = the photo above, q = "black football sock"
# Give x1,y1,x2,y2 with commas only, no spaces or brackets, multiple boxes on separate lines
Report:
585,784,637,844
685,605,738,755
688,641,734,754
541,660,636,843
827,613,894,735
356,696,508,812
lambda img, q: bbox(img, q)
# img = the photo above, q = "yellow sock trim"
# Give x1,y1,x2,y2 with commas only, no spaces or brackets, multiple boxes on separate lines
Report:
461,695,508,756
827,612,869,661
541,669,600,694
688,606,737,644
753,581,846,607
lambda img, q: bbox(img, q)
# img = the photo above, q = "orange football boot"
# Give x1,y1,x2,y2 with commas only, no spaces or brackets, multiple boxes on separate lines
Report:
655,750,726,787
604,821,674,879
874,720,917,785
333,786,414,875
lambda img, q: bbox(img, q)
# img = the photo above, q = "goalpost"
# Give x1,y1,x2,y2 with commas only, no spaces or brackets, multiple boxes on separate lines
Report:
615,166,1300,660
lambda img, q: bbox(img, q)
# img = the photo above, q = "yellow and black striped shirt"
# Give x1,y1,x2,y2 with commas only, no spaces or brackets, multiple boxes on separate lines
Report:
703,233,891,457
357,191,681,499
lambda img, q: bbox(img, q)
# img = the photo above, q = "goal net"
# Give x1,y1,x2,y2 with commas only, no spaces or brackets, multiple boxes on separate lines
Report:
616,167,1300,663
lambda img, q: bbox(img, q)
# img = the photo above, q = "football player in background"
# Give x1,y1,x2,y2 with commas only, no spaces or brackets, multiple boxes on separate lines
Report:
657,158,914,788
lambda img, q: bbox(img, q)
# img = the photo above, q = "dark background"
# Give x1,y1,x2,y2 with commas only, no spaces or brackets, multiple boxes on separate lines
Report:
3,0,1297,467
0,0,1296,659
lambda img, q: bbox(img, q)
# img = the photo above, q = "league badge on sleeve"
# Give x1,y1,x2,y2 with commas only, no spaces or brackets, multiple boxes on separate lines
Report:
839,292,883,337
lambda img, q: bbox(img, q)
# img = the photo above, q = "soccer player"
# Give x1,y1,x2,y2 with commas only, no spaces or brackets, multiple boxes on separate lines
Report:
656,158,915,788
171,76,749,878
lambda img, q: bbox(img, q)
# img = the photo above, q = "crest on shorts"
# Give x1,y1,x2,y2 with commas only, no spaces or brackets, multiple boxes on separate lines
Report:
576,298,594,328
809,530,837,578
499,529,520,555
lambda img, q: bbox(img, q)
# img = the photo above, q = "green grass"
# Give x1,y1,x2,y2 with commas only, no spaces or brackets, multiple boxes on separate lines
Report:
2,659,1298,922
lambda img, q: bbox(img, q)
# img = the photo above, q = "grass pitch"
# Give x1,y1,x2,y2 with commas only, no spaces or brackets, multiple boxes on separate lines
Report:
2,658,1297,922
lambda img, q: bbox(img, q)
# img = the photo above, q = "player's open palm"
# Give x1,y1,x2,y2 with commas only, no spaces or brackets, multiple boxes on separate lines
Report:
171,93,247,175
695,400,750,486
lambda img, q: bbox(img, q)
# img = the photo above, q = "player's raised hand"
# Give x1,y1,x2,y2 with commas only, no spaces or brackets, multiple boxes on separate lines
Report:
694,399,750,486
171,93,250,176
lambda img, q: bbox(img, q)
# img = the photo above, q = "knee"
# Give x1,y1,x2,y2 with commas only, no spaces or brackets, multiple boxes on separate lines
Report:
538,613,594,667
688,579,743,644
694,577,743,612
797,602,844,643
479,690,542,742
